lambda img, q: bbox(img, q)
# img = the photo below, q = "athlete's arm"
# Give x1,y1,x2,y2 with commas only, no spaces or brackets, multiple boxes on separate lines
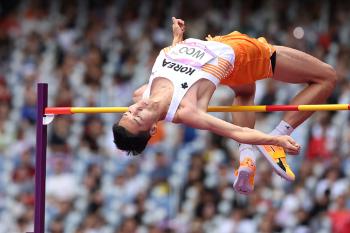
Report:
132,84,148,102
181,108,300,153
172,17,185,45
132,18,184,102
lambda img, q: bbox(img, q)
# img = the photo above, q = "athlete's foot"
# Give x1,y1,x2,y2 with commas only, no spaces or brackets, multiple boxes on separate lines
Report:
256,145,295,181
233,158,256,195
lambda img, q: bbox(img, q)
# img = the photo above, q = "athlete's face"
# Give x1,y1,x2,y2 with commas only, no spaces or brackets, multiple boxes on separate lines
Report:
118,99,158,135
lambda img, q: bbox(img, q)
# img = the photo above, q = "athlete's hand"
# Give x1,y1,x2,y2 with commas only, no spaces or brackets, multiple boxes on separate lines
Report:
172,17,185,43
276,135,300,155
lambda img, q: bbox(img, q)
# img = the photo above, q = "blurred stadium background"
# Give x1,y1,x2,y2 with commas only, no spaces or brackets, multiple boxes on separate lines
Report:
0,0,349,232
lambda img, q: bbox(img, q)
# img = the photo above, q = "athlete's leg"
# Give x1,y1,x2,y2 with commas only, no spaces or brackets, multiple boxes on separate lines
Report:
255,46,337,181
272,46,337,128
230,84,257,194
231,82,295,189
231,83,256,128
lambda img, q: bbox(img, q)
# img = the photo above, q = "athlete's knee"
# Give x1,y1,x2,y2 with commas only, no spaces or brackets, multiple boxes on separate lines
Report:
232,84,256,99
320,64,337,91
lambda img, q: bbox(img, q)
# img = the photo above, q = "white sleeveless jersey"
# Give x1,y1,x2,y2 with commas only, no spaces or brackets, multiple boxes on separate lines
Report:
143,38,235,122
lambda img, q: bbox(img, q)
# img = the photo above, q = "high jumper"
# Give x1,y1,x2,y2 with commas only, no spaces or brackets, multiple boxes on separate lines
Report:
113,17,337,194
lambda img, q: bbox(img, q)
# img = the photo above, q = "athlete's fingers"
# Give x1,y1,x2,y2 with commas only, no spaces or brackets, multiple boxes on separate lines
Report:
286,148,297,155
172,17,185,28
291,142,300,153
277,135,300,155
172,17,181,25
172,17,179,27
180,25,185,32
287,136,296,144
290,142,299,151
286,148,299,155
287,136,300,148
286,142,300,155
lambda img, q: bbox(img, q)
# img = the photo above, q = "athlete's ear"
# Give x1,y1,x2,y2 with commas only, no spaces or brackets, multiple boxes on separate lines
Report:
150,123,157,136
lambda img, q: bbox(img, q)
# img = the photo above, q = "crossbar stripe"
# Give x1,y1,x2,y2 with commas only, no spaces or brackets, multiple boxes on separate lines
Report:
266,105,298,111
44,104,350,115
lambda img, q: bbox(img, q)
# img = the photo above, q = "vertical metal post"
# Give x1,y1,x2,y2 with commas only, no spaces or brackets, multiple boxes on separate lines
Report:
32,83,48,233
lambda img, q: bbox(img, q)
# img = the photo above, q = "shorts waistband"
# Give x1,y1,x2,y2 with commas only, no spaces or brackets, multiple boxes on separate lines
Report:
270,51,276,74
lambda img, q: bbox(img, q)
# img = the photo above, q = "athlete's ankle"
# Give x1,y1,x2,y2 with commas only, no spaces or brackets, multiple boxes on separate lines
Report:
239,144,256,165
270,120,294,136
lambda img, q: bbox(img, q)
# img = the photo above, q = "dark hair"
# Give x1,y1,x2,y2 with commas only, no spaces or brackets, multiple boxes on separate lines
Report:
112,124,151,156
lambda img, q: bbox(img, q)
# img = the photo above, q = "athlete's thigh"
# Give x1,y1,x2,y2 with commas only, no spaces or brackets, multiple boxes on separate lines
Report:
272,45,331,84
229,83,256,97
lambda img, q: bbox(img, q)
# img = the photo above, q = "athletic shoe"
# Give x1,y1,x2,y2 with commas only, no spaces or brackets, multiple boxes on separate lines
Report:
256,145,295,181
233,157,256,195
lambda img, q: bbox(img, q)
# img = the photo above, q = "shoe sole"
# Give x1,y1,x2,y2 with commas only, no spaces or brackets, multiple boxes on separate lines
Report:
233,166,253,195
256,145,294,181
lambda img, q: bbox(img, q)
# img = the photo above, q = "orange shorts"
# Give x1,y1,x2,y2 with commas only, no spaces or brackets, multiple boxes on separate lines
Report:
208,31,276,86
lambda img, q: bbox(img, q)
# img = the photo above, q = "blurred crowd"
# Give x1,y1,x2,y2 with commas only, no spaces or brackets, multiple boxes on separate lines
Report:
0,0,349,232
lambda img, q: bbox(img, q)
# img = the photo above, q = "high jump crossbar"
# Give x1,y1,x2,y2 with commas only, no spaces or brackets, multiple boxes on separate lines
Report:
45,104,350,115
32,83,350,233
